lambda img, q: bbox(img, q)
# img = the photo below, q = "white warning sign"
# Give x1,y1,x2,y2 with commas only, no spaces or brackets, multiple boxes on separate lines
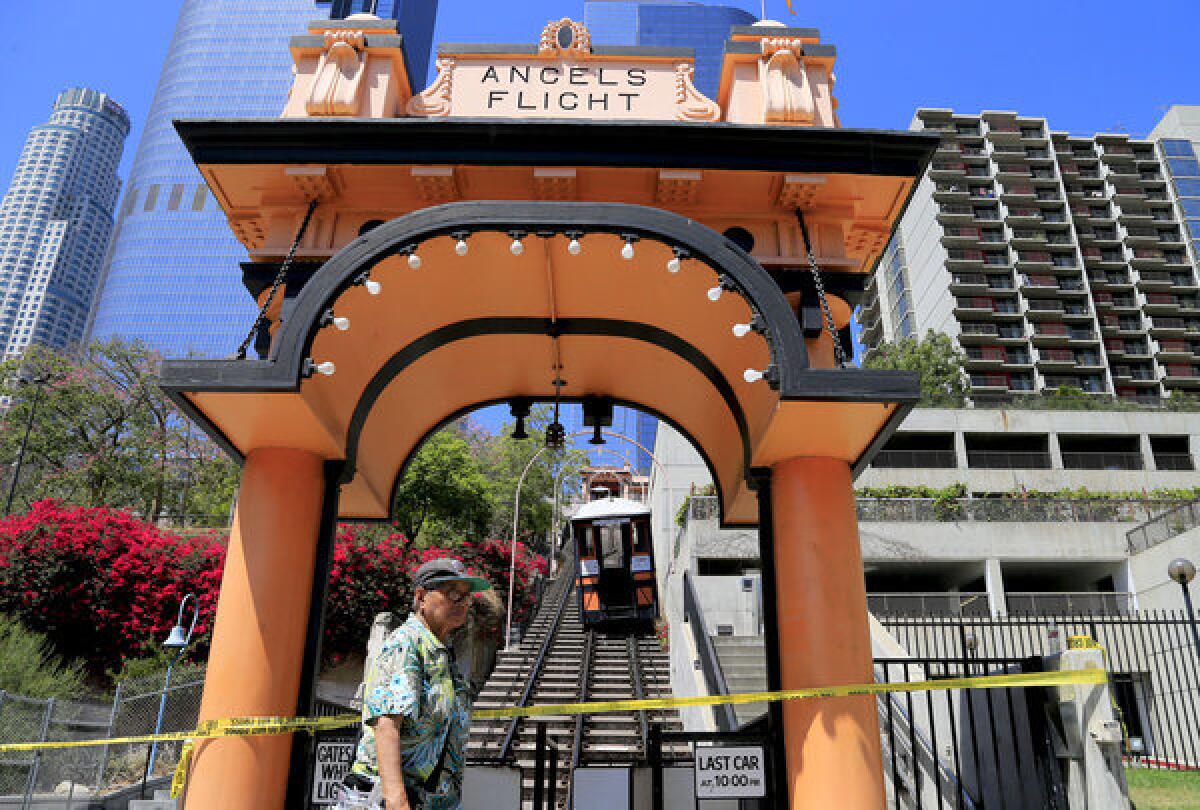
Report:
312,740,356,805
693,745,766,799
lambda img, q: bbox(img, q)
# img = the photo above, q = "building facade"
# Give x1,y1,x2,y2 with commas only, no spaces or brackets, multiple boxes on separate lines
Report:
0,88,129,359
584,0,758,97
1150,105,1200,266
859,109,1200,404
87,0,438,358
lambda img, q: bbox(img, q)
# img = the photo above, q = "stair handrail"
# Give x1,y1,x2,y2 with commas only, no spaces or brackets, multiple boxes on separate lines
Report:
682,570,739,731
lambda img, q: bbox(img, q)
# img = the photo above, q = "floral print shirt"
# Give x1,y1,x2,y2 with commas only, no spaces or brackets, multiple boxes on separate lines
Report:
351,614,472,809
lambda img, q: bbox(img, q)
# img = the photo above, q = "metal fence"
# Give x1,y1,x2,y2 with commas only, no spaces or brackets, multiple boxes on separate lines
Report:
0,691,111,807
876,612,1200,771
867,591,1134,617
0,667,206,808
689,494,1180,525
857,497,1173,524
1127,499,1200,554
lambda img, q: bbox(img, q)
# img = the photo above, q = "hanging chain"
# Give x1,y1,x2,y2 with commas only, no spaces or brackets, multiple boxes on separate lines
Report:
234,199,319,359
795,209,848,368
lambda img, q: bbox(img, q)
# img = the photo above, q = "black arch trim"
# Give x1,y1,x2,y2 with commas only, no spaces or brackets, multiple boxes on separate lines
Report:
268,201,808,395
356,395,737,528
343,316,752,490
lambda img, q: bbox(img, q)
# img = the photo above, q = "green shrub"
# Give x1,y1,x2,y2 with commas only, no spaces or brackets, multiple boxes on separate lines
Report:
0,614,86,699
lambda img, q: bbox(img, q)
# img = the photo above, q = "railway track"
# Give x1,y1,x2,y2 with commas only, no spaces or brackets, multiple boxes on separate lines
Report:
468,548,686,807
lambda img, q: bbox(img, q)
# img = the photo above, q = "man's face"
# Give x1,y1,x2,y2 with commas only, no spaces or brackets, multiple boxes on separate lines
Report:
423,581,472,630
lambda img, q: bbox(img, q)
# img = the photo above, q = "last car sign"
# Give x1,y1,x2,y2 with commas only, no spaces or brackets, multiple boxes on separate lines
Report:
694,745,766,799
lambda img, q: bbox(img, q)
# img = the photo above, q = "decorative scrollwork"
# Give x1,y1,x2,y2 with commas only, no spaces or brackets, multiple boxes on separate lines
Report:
406,57,456,117
539,18,592,54
673,63,720,122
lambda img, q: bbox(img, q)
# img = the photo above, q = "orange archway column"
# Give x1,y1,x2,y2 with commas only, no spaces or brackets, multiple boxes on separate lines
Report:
771,456,885,809
185,447,327,810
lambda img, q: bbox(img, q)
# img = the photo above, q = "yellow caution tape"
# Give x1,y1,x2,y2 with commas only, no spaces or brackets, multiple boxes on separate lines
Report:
0,668,1106,754
473,666,1107,719
169,741,193,800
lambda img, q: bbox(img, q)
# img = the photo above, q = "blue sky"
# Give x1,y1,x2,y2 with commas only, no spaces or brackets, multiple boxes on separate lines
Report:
1,0,1196,431
2,0,1197,186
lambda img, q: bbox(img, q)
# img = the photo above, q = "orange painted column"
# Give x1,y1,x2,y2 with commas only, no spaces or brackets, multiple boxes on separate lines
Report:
185,447,326,810
771,456,885,809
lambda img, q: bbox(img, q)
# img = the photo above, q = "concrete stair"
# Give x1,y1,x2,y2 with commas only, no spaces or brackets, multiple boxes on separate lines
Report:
710,635,767,727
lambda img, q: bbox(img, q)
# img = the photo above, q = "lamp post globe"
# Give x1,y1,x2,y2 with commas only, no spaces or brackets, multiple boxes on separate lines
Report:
1168,558,1197,586
142,594,199,796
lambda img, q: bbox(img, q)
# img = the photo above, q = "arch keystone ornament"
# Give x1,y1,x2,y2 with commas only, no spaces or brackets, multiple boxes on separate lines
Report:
160,13,938,810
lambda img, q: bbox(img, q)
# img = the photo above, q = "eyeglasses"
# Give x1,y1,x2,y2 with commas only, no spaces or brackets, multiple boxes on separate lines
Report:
435,585,472,604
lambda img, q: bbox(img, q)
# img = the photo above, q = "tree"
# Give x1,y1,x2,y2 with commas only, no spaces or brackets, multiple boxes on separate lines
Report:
0,614,85,699
391,425,494,543
863,331,968,407
0,340,238,523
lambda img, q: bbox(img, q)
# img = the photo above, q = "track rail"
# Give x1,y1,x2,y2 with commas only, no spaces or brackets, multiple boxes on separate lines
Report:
497,572,576,763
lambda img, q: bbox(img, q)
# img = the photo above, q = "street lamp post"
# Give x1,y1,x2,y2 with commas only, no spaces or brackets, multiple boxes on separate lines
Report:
3,375,47,516
1168,558,1200,659
142,594,199,797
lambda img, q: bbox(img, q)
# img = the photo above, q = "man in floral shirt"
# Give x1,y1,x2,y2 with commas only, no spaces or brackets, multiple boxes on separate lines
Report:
340,558,490,810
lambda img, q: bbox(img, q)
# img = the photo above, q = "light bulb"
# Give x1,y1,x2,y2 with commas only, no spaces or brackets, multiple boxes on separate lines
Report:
316,361,337,377
333,316,350,332
365,279,382,295
455,239,469,256
567,238,582,255
407,253,422,270
707,285,724,302
510,238,524,256
732,322,752,338
743,368,764,383
621,241,635,260
667,256,681,273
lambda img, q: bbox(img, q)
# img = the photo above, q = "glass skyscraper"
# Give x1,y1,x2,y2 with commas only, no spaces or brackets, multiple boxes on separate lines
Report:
585,0,757,97
0,88,129,359
87,0,438,358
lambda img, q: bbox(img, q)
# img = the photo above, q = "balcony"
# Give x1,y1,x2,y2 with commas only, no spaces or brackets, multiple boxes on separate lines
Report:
1061,451,1144,471
949,273,988,293
1026,300,1066,320
968,373,1011,392
1036,348,1075,367
967,450,1052,469
1149,317,1186,335
1163,364,1200,383
868,450,957,469
942,226,982,243
1136,270,1175,288
1004,592,1132,615
946,249,985,267
937,204,976,222
1144,293,1182,313
1154,341,1193,360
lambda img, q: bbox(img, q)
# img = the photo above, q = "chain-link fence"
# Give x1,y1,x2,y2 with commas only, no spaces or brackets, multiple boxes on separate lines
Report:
0,666,206,807
97,665,206,797
0,690,112,807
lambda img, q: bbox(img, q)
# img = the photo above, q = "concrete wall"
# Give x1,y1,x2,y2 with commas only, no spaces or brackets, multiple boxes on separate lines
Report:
1128,524,1200,611
858,408,1200,493
860,520,1128,563
897,172,956,337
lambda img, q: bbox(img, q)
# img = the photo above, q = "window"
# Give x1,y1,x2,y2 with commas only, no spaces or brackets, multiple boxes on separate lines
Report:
191,186,209,211
1181,200,1200,217
598,524,624,569
1169,159,1200,178
1162,140,1196,158
1175,179,1200,197
142,185,159,212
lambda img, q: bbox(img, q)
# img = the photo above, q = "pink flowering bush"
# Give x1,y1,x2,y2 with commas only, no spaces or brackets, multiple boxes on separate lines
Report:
0,503,549,677
0,500,224,676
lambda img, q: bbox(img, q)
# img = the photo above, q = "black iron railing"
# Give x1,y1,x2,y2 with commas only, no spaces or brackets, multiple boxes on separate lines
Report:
682,570,738,731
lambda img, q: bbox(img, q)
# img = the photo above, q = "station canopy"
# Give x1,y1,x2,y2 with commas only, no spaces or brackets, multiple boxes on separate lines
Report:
159,18,935,526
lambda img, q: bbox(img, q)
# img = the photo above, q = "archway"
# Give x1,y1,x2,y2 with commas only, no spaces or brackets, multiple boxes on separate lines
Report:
157,15,935,809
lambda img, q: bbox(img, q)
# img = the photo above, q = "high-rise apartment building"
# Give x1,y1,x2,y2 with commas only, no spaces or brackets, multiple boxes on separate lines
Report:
584,1,758,97
87,0,438,357
0,88,129,359
859,109,1200,404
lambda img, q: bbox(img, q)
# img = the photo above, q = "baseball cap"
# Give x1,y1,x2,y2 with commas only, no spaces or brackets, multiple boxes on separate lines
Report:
413,557,492,593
